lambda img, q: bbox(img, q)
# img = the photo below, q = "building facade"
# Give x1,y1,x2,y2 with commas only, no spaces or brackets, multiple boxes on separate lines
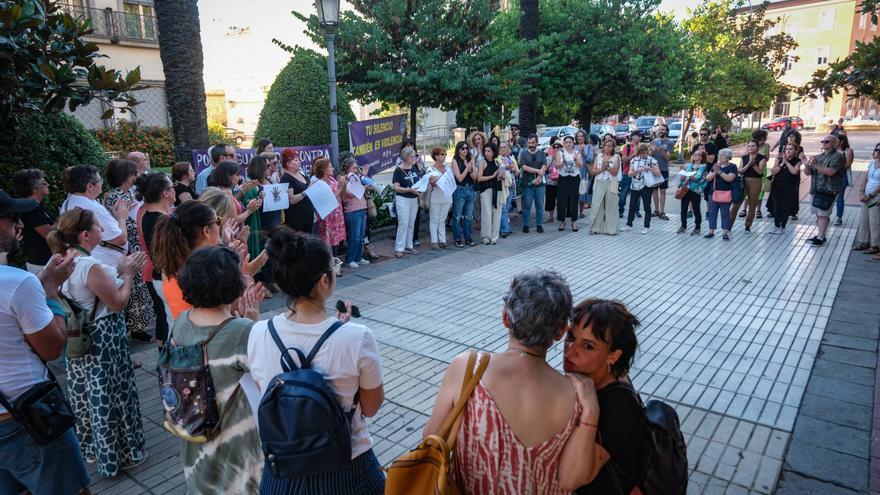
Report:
60,0,170,129
746,0,878,126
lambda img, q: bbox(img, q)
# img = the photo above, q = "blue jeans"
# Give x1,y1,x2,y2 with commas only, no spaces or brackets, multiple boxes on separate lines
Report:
521,184,545,228
500,191,514,234
618,175,632,216
707,199,732,231
836,173,849,219
0,419,89,495
344,209,366,263
452,185,475,241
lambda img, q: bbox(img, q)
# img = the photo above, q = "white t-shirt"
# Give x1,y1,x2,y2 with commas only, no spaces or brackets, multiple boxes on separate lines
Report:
60,194,126,266
247,315,384,459
866,160,880,196
61,255,123,320
0,266,53,414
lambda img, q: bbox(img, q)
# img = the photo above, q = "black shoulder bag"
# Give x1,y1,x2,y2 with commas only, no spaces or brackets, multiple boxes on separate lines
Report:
0,365,77,446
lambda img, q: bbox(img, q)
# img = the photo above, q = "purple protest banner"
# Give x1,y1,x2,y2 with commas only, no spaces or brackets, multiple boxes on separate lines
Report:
348,114,407,176
191,145,331,176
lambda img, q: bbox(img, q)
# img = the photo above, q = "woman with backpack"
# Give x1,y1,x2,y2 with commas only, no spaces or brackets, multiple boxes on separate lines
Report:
246,227,385,494
423,270,602,493
48,209,148,477
562,298,646,494
168,246,265,494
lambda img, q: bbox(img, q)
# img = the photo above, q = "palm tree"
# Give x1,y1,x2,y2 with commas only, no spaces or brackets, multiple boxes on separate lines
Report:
153,0,209,159
518,0,539,136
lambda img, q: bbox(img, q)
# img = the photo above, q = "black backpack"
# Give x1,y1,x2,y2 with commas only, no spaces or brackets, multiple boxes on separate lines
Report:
603,382,688,495
258,319,358,479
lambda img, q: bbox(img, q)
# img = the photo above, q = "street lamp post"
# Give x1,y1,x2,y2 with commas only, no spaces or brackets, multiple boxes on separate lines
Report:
316,0,340,170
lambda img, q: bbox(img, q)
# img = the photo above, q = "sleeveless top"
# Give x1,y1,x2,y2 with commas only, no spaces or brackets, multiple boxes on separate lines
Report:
559,150,580,177
454,376,582,494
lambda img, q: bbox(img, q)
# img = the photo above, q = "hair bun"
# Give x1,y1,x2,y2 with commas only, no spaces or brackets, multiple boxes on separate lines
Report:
268,226,308,262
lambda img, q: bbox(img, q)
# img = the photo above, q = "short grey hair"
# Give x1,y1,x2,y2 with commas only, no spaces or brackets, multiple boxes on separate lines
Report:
400,146,416,159
503,270,573,349
718,148,734,159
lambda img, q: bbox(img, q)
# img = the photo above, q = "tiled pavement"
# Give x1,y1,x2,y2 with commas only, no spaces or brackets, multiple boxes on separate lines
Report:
76,154,877,494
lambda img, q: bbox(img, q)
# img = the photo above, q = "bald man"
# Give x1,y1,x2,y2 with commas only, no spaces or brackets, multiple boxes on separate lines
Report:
803,135,845,246
127,151,150,175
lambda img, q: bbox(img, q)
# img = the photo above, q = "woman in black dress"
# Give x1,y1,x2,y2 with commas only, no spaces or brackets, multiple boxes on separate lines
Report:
172,162,199,205
279,148,314,233
767,143,801,235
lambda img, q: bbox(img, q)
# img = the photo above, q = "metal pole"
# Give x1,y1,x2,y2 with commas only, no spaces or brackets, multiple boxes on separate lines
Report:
325,30,339,171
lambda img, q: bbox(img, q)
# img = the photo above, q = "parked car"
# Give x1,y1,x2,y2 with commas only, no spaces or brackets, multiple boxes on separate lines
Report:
613,123,635,144
761,116,804,131
634,116,664,141
668,121,683,142
538,126,581,151
224,127,248,146
589,124,615,143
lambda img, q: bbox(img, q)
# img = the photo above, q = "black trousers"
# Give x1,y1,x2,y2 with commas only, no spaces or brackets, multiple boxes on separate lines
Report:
772,184,798,228
627,187,652,228
545,184,557,212
145,280,168,343
680,190,702,229
556,176,580,222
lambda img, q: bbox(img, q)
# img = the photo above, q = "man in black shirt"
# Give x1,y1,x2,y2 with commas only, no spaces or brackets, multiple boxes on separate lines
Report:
518,134,547,233
773,118,794,153
509,124,527,158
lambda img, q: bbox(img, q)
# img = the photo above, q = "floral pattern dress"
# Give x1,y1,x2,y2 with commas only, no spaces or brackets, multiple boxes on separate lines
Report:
318,176,347,248
102,188,155,337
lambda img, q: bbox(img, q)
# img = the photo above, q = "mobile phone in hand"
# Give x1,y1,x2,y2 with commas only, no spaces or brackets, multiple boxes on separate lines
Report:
335,300,361,318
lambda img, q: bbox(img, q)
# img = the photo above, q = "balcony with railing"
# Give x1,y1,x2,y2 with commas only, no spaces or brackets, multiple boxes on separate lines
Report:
68,6,159,45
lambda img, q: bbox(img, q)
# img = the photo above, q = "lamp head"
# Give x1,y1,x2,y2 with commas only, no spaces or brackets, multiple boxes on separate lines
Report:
316,0,340,28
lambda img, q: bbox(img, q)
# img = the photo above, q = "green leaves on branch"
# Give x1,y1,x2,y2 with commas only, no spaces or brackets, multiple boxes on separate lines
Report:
281,0,536,134
0,0,143,130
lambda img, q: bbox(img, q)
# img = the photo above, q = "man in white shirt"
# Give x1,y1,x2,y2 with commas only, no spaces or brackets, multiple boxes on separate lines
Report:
0,189,89,495
127,151,150,175
196,143,236,195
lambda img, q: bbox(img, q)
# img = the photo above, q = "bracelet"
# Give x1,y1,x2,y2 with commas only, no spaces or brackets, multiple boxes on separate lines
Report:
577,419,598,428
45,298,67,318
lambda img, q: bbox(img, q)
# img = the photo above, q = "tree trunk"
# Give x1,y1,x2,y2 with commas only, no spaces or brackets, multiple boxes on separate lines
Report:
154,0,209,160
680,107,695,158
576,103,593,133
518,0,539,136
409,102,418,147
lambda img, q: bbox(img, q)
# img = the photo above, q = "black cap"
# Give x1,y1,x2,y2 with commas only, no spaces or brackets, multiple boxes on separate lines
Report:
0,190,37,217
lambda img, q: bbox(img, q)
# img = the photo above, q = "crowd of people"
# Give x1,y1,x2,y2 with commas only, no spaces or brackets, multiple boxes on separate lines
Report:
0,120,873,494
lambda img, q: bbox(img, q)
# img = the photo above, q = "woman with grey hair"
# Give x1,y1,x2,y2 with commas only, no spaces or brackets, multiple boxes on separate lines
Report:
424,270,602,493
392,146,422,257
12,168,54,274
704,147,738,240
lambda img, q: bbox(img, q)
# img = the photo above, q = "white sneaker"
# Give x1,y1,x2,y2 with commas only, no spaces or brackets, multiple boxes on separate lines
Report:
621,225,632,231
346,262,359,270
768,227,781,235
640,228,649,234
357,259,370,265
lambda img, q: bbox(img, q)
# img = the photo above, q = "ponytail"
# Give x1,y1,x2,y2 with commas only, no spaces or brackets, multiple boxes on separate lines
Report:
151,200,215,277
47,209,96,254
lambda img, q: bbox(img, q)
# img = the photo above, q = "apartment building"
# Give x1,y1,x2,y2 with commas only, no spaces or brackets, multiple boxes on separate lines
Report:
60,0,170,129
741,0,879,125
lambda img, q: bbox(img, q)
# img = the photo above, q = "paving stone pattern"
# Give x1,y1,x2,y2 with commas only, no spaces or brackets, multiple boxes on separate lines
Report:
82,157,870,494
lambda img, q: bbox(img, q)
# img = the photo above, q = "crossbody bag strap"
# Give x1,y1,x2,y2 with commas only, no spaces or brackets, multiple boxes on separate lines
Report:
200,317,235,366
439,351,490,449
267,318,306,373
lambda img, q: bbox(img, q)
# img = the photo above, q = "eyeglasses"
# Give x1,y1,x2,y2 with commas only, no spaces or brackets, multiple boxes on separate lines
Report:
820,140,831,144
221,153,236,158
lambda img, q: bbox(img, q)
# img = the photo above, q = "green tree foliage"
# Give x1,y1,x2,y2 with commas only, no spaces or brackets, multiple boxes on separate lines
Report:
0,113,107,210
0,0,141,130
254,48,355,150
527,0,690,126
799,1,879,103
287,0,535,141
681,0,797,132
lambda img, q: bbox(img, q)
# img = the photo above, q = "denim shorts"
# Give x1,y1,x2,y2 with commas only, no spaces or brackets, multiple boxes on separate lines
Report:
0,418,89,495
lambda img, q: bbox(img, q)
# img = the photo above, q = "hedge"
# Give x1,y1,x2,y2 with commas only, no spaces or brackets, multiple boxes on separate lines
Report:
93,120,175,170
0,113,107,211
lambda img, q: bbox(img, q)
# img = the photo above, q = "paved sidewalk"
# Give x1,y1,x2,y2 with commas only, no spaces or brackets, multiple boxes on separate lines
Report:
76,144,877,494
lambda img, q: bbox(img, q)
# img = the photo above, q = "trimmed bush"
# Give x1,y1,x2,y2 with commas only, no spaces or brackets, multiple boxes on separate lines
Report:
93,120,175,170
0,113,107,211
255,47,356,150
